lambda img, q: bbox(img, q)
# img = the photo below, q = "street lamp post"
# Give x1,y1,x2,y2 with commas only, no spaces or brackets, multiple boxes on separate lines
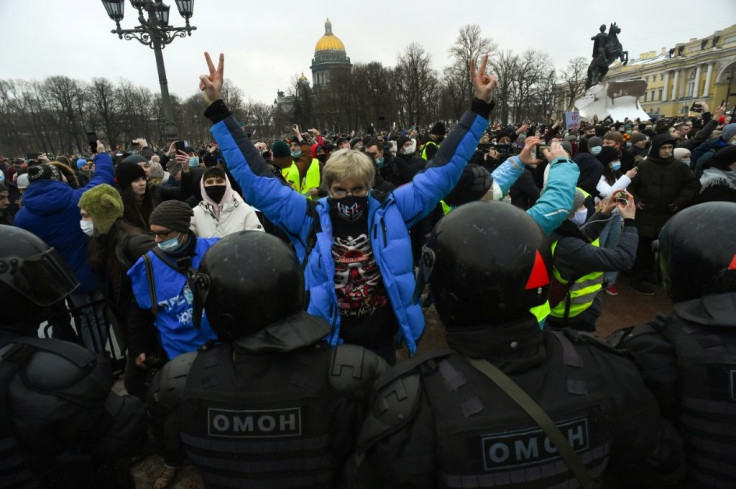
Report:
100,0,195,141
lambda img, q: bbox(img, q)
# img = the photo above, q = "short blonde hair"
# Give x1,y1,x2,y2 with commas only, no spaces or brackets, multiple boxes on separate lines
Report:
321,149,375,190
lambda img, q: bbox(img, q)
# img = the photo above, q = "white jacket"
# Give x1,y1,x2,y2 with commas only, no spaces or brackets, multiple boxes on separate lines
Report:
191,192,263,238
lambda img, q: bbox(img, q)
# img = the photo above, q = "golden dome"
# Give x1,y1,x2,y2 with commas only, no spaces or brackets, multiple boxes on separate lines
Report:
315,18,345,53
299,72,308,82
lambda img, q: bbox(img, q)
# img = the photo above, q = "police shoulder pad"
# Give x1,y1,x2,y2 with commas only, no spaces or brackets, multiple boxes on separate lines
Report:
329,344,388,395
20,338,105,394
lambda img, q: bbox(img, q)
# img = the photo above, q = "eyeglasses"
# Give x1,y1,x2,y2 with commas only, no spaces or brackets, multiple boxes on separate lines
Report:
330,185,367,198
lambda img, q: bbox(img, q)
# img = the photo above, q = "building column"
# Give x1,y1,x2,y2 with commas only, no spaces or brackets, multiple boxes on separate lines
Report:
702,63,713,97
662,71,670,101
672,70,679,99
694,64,702,98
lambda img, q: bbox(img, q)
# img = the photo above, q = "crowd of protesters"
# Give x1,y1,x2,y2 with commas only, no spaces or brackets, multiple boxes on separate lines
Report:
1,49,736,488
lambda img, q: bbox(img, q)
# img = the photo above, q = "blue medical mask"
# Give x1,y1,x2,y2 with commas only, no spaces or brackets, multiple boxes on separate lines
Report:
0,172,4,184
591,146,602,156
158,234,182,252
611,161,621,171
291,150,302,158
570,208,587,227
681,159,690,165
188,156,200,168
376,156,385,169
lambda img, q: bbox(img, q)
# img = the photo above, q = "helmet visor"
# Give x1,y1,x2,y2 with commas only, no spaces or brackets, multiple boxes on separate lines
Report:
0,248,79,306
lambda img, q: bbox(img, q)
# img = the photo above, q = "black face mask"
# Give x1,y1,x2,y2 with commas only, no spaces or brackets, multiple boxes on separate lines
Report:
329,195,368,222
204,184,226,203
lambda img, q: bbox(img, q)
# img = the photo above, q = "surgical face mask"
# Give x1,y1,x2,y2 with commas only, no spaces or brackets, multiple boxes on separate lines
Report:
375,156,385,169
681,159,691,166
354,145,363,152
80,219,95,236
626,142,632,148
158,234,182,252
330,195,368,222
291,150,302,158
188,156,200,168
611,161,621,171
570,208,587,227
404,140,417,155
0,172,4,184
590,146,602,156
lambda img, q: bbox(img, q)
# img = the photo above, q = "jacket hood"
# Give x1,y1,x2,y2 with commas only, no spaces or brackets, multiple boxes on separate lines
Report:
199,172,234,219
650,133,676,156
674,292,736,328
233,311,331,353
21,180,76,216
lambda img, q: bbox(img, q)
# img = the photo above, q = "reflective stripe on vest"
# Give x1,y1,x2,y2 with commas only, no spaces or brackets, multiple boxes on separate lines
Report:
421,140,439,161
282,163,300,191
440,200,452,215
530,301,550,330
549,238,604,319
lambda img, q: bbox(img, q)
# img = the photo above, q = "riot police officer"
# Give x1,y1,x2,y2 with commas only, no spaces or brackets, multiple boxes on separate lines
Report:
0,226,146,488
610,201,736,489
147,231,387,489
345,202,684,488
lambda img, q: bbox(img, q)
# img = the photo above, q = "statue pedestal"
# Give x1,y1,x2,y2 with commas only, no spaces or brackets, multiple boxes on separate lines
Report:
574,79,649,122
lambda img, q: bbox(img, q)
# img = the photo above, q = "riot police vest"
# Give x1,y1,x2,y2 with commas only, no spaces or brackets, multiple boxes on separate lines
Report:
654,314,736,489
419,333,611,488
180,343,336,489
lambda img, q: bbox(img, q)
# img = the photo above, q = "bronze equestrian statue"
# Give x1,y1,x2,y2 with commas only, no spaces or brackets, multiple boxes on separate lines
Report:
586,22,629,89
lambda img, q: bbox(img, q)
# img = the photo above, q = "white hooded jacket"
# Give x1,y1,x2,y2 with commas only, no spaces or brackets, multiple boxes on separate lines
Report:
190,174,263,238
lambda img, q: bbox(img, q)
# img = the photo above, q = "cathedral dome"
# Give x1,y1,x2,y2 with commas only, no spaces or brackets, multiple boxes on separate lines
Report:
315,18,345,53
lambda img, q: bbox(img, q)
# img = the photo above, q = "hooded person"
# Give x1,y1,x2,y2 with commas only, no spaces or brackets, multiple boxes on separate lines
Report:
572,144,604,201
15,145,116,352
627,133,701,294
190,166,264,238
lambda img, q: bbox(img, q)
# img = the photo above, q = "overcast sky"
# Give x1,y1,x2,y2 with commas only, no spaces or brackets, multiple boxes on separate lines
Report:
2,0,734,106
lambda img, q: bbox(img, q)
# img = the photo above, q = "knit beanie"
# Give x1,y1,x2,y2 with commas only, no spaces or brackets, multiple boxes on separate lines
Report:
16,173,29,189
597,146,619,166
149,161,164,179
76,158,87,170
444,163,492,206
78,184,124,234
430,121,446,135
569,188,587,218
587,136,602,150
115,161,146,190
560,141,573,156
27,164,62,184
721,123,736,143
271,140,290,158
673,148,691,162
149,200,193,233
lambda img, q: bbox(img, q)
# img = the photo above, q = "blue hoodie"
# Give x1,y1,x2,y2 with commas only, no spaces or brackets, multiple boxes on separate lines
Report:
15,153,115,293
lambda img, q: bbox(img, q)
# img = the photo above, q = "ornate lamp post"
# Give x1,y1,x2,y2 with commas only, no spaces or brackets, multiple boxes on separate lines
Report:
101,0,196,141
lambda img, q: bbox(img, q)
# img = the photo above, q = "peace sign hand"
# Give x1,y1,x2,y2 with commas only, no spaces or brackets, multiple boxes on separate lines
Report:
470,54,497,104
200,52,224,105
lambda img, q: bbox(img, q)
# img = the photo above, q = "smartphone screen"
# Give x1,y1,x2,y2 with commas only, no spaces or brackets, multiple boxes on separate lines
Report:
175,141,185,153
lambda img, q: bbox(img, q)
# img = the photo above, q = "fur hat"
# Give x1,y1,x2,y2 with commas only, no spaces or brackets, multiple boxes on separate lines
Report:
115,161,146,190
27,164,62,184
78,184,124,235
50,161,79,189
149,200,193,234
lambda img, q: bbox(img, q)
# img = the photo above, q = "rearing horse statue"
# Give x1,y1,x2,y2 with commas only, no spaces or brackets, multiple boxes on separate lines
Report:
586,23,629,89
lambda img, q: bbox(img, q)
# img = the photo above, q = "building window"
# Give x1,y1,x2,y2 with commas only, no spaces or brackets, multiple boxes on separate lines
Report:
658,89,663,100
645,75,649,82
687,69,696,98
643,92,647,102
651,90,655,100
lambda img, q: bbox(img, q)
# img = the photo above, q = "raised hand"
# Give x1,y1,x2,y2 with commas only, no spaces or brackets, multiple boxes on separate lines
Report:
470,54,497,104
519,136,543,166
200,52,224,105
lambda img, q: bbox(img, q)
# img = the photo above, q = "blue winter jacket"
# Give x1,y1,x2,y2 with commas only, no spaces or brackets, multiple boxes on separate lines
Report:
15,153,115,293
127,237,218,359
211,101,502,355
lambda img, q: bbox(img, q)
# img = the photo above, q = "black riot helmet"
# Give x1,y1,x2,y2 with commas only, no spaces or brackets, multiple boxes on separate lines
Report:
192,231,305,342
658,202,736,302
423,201,551,329
0,227,79,327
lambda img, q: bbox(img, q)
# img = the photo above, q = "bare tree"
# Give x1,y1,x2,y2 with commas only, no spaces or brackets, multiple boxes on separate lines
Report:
87,78,121,148
490,50,519,124
444,25,497,117
394,43,438,128
561,56,589,110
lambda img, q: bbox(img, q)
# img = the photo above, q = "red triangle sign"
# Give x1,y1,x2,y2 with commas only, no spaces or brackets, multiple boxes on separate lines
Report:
525,250,550,290
729,254,736,271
